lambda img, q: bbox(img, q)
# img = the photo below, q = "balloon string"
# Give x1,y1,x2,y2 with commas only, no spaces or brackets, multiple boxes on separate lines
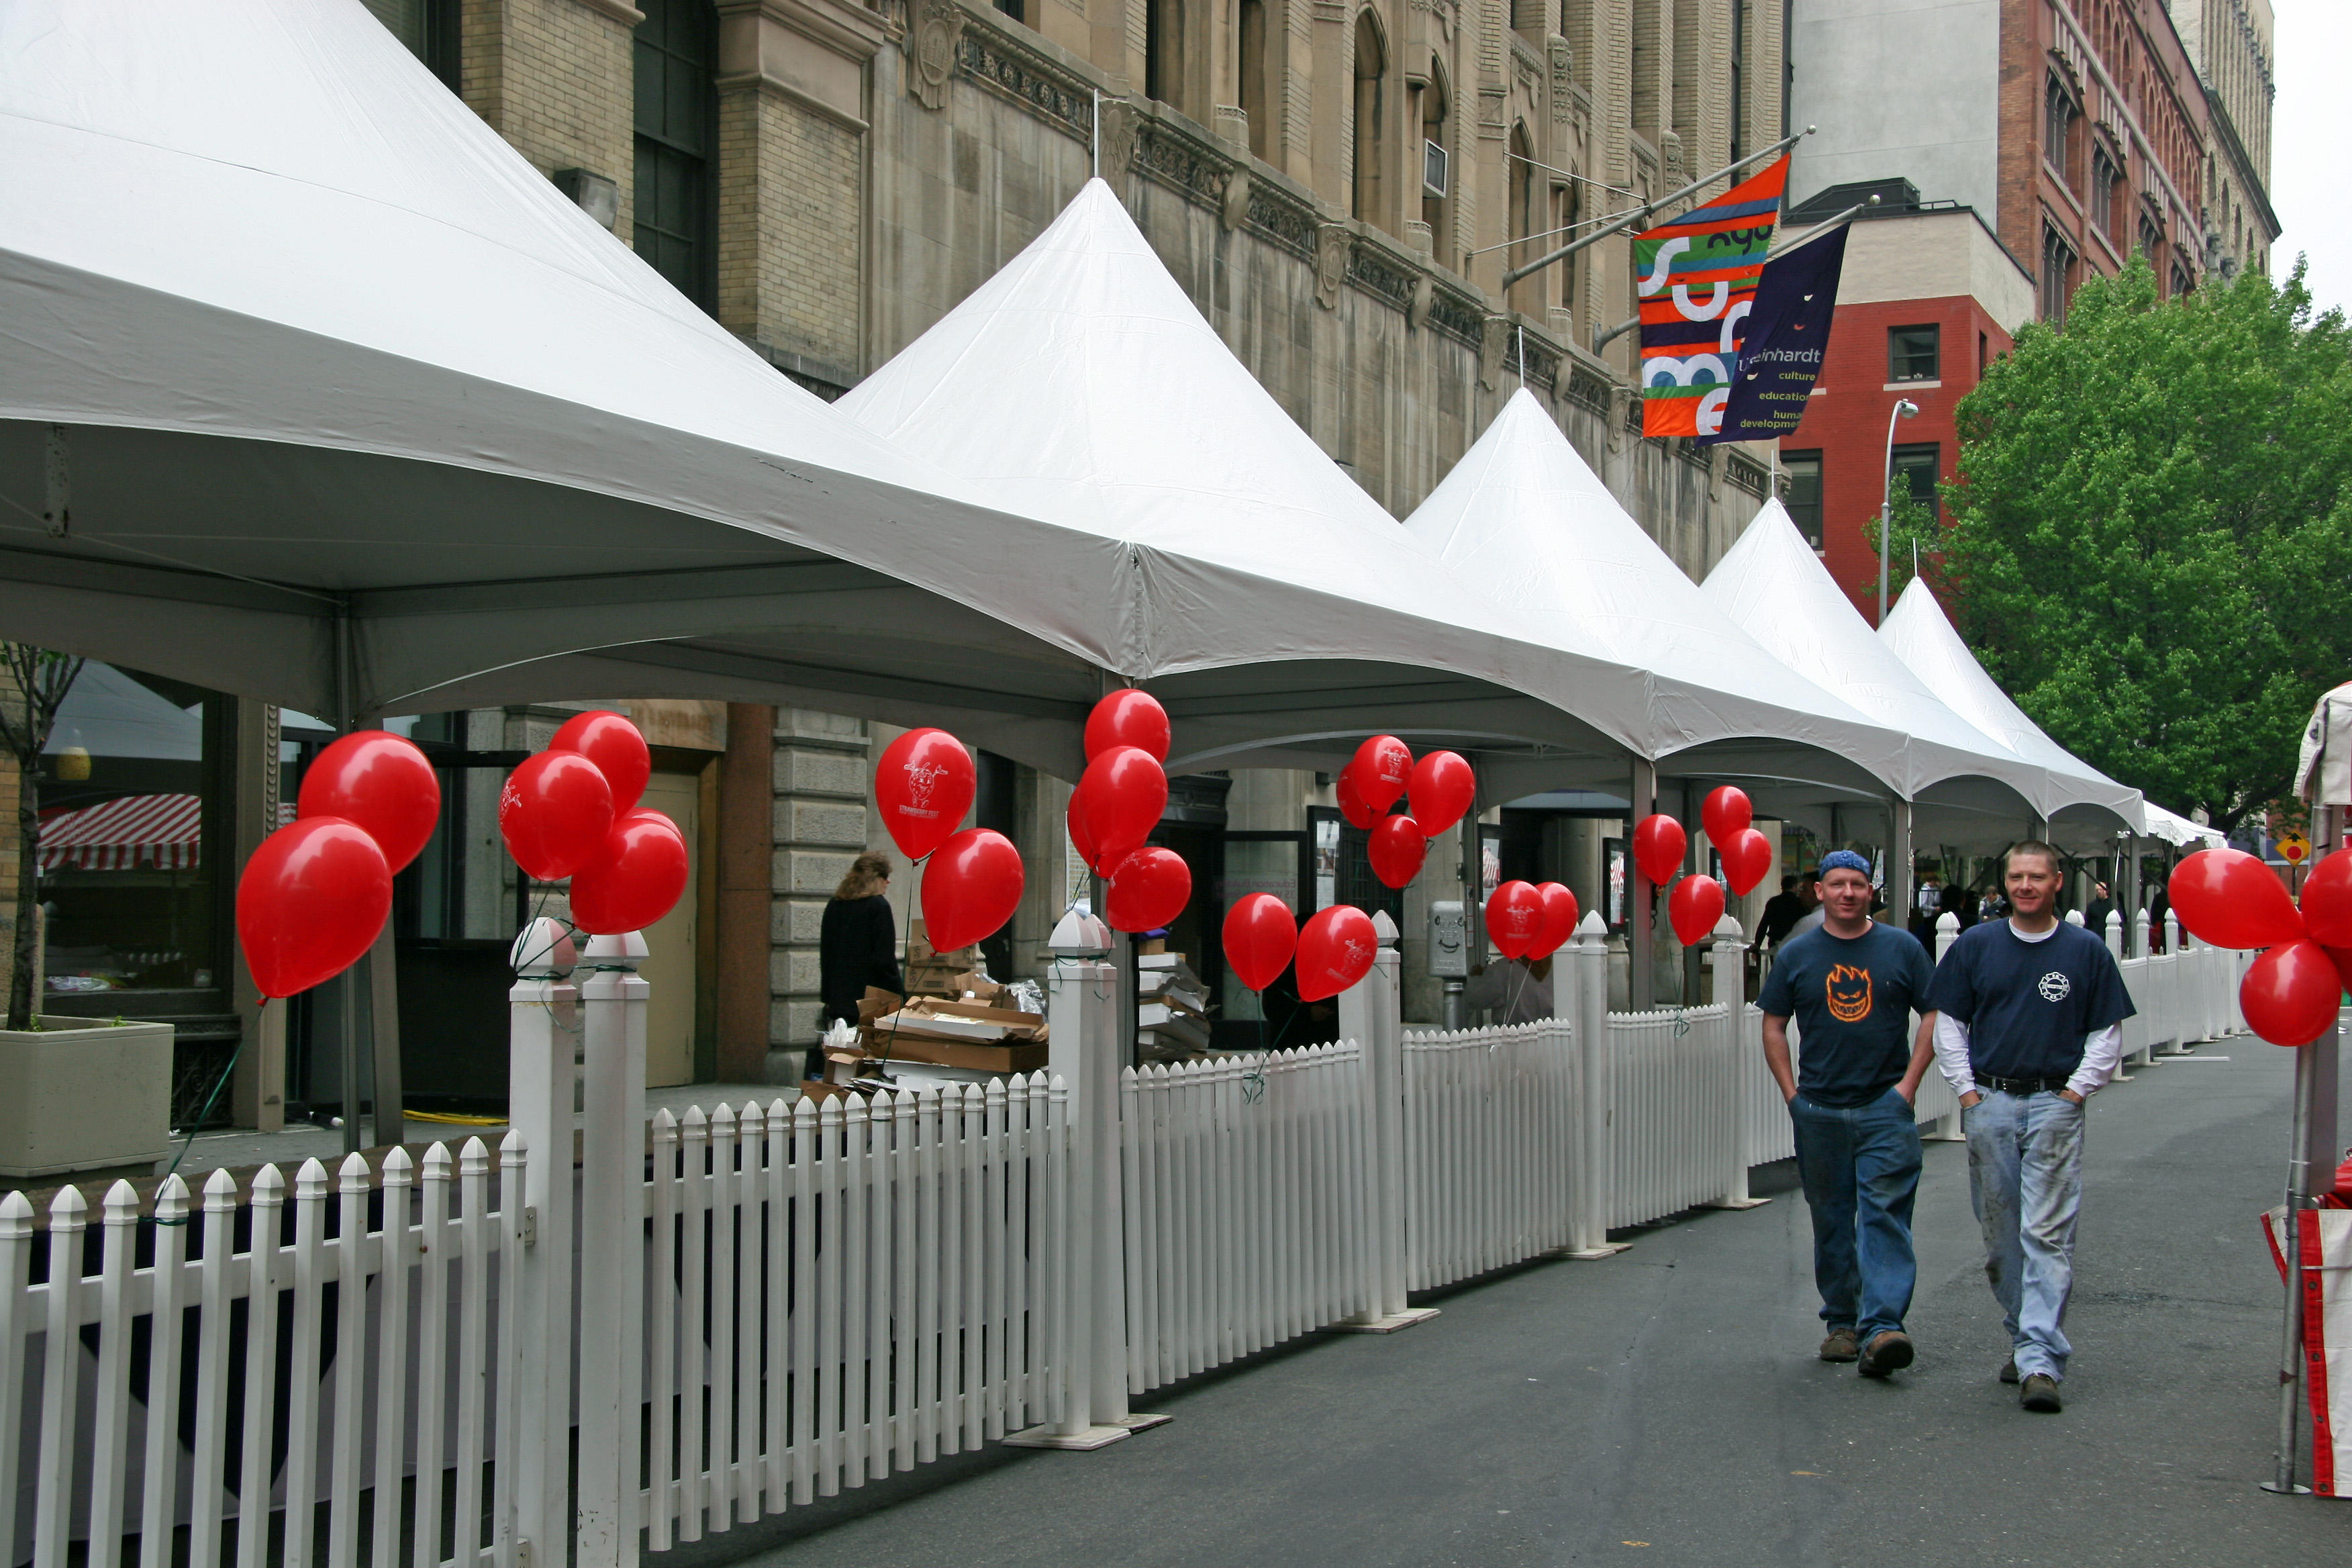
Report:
153,1034,248,1222
873,850,932,1081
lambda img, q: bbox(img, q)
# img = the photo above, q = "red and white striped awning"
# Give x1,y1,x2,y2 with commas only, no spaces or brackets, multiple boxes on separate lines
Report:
38,793,202,871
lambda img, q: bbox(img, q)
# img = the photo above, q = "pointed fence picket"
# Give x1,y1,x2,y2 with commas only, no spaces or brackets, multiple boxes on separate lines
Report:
1397,1022,1579,1291
634,1074,1068,1545
0,1136,525,1568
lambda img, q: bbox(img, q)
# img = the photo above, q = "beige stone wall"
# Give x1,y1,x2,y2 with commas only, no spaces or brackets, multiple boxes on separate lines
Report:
718,85,867,369
460,0,641,240
771,710,873,1043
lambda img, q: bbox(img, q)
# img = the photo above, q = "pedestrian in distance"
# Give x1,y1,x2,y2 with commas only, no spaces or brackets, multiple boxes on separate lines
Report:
1759,850,1940,1379
1759,874,1807,950
813,850,904,1079
1928,839,2136,1415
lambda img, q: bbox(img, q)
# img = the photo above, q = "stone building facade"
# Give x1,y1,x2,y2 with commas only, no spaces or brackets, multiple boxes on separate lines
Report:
2165,0,2275,281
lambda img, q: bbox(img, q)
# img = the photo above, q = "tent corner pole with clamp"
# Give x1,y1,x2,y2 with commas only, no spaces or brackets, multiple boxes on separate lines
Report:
1501,126,1814,292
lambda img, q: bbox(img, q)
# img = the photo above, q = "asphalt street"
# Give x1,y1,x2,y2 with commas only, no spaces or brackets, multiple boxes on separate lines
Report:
696,1040,2349,1568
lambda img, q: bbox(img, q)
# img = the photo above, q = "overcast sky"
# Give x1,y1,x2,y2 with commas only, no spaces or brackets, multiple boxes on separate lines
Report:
2269,0,2347,319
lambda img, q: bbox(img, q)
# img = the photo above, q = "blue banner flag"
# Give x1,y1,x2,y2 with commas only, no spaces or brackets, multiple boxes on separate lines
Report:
1702,219,1850,445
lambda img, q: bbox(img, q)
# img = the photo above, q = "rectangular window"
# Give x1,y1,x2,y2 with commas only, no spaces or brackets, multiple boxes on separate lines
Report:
634,0,716,311
1781,450,1824,547
1977,330,1988,377
361,0,461,89
2045,76,2078,187
1888,324,1940,383
1890,443,1941,518
2092,148,2120,236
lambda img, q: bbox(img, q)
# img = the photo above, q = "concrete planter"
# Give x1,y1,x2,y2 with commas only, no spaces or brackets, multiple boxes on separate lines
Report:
0,1015,175,1179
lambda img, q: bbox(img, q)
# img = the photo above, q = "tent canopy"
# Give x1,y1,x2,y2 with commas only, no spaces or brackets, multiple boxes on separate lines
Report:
0,0,1217,777
1878,577,2142,836
1403,389,1913,813
1700,501,2049,835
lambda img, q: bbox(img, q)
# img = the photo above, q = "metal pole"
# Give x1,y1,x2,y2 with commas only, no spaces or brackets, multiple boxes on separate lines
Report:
1502,126,1814,290
332,603,363,1157
1629,756,1657,1010
1877,399,1918,627
2265,1044,2316,1494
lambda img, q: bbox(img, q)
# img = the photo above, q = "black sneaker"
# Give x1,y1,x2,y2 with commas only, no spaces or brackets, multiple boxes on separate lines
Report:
2019,1373,2063,1413
1858,1331,1915,1379
1998,1357,2018,1385
1818,1326,1859,1362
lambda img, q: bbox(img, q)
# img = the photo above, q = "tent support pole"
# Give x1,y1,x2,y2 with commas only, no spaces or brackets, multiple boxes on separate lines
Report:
1889,799,1912,940
331,600,366,1159
1461,758,1483,998
1629,756,1656,1011
1680,781,1702,1005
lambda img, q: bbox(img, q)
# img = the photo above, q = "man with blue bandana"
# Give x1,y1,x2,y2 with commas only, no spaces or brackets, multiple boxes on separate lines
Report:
1760,850,1939,1379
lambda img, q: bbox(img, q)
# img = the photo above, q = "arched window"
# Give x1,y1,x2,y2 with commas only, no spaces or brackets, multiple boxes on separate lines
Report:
1422,58,1451,264
1352,13,1387,227
1508,124,1534,309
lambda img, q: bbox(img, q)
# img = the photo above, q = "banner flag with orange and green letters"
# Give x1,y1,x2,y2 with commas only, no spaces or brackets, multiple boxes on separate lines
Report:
1634,156,1792,439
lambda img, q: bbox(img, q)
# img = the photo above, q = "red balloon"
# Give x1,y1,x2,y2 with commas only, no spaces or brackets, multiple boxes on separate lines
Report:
1531,883,1579,960
875,728,977,862
569,809,689,935
1368,814,1426,889
1669,875,1728,947
1485,880,1542,960
1084,689,1171,763
1700,786,1753,845
296,730,441,874
1632,814,1687,886
2300,848,2352,948
1106,846,1191,932
1073,745,1167,871
1335,766,1379,830
1407,750,1476,838
1223,893,1297,992
236,817,392,998
550,711,652,814
1296,904,1379,1002
1720,827,1773,897
2326,945,2352,999
500,750,616,881
2169,848,2304,950
1067,794,1108,877
2240,938,2345,1048
1350,736,1414,812
920,828,1025,954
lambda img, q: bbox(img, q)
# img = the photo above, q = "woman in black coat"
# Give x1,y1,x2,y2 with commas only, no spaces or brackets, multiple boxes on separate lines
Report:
812,850,904,1076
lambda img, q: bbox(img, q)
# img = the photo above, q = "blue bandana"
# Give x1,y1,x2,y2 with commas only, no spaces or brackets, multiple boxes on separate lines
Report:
1818,849,1872,877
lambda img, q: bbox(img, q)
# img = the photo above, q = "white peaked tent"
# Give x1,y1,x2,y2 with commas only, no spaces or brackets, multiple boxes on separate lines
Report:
1701,500,2049,834
1404,389,1912,814
0,0,1190,775
1878,577,2143,837
2143,804,2223,850
837,178,1675,777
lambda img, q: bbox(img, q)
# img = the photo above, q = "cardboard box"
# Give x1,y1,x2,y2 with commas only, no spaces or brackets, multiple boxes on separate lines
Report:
869,1035,1050,1074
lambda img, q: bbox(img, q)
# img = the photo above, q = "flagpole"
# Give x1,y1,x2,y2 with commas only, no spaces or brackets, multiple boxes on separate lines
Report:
1501,126,1814,291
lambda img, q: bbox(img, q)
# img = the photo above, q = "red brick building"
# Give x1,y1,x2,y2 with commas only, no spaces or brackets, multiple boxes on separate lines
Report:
1770,186,2037,623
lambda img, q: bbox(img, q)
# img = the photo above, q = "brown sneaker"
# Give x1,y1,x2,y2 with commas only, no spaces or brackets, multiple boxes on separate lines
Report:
1998,1357,2018,1385
1818,1326,1860,1363
1858,1331,1915,1379
2019,1373,2062,1413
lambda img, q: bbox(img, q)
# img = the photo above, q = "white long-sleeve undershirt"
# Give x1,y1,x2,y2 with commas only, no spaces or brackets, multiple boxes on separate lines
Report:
1932,918,2124,1099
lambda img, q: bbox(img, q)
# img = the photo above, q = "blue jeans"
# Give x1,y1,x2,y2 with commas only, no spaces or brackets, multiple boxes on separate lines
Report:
1965,1088,2084,1381
1789,1087,1923,1343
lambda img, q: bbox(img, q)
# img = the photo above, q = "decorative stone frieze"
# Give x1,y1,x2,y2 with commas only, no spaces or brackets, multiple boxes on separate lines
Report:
905,0,964,109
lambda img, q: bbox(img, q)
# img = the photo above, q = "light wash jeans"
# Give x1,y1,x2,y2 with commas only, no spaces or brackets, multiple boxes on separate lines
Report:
1965,1088,2086,1381
1790,1087,1924,1344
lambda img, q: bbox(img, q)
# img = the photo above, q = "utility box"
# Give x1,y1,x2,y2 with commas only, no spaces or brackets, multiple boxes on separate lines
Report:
1428,901,1469,977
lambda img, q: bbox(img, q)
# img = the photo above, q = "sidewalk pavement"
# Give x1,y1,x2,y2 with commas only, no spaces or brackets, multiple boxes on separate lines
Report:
697,1042,2348,1568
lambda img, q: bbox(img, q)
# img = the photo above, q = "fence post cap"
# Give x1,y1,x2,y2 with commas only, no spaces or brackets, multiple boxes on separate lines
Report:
1576,910,1606,936
510,916,577,979
1936,912,1959,932
1371,909,1401,944
582,930,650,965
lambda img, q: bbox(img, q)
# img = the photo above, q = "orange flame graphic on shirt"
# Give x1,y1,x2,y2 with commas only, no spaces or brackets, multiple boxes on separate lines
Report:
1824,964,1873,1024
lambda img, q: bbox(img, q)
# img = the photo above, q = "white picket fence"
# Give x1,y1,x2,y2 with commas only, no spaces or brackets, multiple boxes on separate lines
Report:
1398,1022,1579,1291
4,910,2250,1568
1120,1044,1371,1393
1,1138,526,1568
634,1078,1069,1548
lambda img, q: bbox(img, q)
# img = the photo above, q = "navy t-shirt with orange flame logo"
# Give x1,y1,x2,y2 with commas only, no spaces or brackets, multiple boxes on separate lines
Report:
1759,922,1938,1107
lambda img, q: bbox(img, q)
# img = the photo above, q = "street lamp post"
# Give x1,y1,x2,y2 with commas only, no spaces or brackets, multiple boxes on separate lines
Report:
1877,397,1921,625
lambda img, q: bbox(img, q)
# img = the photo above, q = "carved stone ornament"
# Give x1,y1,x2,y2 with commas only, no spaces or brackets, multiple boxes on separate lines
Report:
1707,445,1726,503
1314,224,1351,311
1221,166,1252,232
905,0,964,112
1095,97,1140,183
1406,273,1434,332
1479,315,1510,391
1606,385,1632,454
1660,128,1685,187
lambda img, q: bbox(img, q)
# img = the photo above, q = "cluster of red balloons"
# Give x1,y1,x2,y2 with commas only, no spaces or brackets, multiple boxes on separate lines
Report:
238,729,442,999
2170,846,2352,1047
1222,893,1379,1003
1069,691,1193,934
498,713,689,936
1485,880,1580,961
1337,738,1476,891
1702,787,1774,898
874,726,1025,954
1630,795,1758,947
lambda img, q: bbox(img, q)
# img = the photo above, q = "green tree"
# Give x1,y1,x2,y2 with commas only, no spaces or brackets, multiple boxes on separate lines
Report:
1930,259,2352,834
1,644,85,1030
